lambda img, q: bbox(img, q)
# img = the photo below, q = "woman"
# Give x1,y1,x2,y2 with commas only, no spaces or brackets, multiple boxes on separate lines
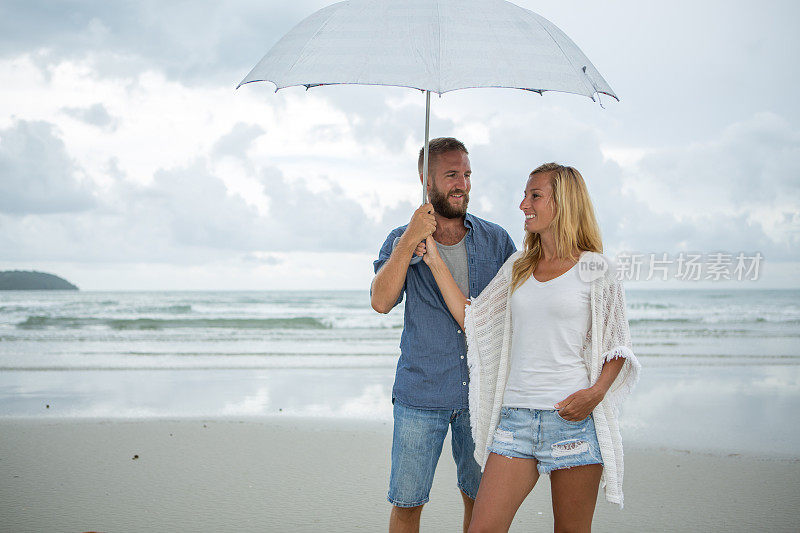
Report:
415,163,640,532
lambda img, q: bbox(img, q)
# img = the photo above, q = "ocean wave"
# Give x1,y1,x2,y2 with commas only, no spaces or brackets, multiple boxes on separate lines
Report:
15,316,332,331
133,304,192,314
319,316,402,329
629,327,764,337
0,353,398,371
629,318,694,324
628,302,672,310
634,353,800,359
629,316,800,325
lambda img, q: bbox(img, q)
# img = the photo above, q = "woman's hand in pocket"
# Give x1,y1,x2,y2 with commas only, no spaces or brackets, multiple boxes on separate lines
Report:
554,387,604,422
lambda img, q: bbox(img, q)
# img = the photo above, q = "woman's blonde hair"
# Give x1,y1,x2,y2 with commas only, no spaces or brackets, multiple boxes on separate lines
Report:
510,163,603,293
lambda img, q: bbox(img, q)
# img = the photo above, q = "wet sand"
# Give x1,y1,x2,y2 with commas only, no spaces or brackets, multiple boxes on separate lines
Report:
1,417,798,532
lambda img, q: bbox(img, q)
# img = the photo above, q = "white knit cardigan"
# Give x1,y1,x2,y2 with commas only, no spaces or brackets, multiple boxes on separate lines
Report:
463,250,640,508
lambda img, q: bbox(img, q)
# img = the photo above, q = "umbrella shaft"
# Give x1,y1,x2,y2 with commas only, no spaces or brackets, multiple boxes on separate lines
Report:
422,90,430,205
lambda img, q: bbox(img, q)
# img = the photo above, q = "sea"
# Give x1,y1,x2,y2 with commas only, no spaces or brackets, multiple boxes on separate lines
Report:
1,289,798,456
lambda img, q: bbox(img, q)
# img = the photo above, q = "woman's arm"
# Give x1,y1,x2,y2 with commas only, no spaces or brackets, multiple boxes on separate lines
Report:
420,235,470,329
554,357,625,421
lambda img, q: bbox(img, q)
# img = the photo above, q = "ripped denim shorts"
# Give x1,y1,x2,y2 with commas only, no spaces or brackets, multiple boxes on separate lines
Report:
487,406,603,474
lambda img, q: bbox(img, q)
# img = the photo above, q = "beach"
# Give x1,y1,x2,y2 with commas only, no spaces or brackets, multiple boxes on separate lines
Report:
3,0,798,529
2,417,798,532
1,289,799,531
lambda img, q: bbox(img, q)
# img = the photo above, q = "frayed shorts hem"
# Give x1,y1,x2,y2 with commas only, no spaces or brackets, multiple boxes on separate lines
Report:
537,458,603,475
487,446,603,475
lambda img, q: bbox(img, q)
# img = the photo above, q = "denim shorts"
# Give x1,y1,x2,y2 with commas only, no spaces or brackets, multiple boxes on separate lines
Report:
387,399,482,507
488,406,603,474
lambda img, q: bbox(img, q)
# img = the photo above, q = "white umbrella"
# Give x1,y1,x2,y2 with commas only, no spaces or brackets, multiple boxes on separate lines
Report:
238,0,616,202
238,0,616,263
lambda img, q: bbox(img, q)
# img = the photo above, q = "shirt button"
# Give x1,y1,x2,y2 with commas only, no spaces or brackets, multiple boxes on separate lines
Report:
460,355,465,359
462,381,467,386
457,329,462,333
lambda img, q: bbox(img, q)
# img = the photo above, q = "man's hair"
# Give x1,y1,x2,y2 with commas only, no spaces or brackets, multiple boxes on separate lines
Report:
417,137,468,176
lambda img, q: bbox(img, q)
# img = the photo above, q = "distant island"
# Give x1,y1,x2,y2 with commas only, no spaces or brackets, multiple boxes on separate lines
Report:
0,271,79,290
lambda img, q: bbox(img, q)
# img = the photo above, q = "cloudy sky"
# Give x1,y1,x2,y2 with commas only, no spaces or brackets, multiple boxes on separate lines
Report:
1,0,798,290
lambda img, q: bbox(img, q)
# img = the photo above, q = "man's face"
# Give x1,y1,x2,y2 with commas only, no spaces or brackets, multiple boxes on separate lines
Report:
426,150,471,219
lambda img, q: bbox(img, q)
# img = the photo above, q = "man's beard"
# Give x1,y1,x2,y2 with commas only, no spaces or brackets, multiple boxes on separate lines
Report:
429,182,469,219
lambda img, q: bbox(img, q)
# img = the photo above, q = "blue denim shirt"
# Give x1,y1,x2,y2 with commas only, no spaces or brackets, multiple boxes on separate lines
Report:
373,212,517,409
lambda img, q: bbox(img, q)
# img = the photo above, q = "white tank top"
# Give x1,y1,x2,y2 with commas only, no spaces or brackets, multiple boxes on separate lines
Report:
502,257,591,409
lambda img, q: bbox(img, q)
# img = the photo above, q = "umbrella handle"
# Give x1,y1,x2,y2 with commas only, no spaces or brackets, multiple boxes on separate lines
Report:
395,90,429,266
393,236,424,265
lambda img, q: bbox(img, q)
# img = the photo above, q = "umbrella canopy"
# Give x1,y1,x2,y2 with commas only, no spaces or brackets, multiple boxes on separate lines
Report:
238,0,616,100
238,0,617,263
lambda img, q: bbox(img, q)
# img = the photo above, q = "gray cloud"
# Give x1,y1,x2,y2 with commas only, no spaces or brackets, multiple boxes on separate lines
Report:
465,106,621,242
0,152,415,263
451,107,799,262
257,166,412,252
610,198,785,259
0,120,95,214
0,0,331,86
105,157,125,181
1,0,798,275
319,85,457,153
529,0,800,147
3,0,798,159
212,122,265,160
241,253,283,265
61,103,118,130
627,112,800,259
134,161,265,251
636,113,799,205
0,108,795,271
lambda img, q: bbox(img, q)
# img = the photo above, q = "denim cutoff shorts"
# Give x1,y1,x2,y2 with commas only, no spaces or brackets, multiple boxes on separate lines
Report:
488,406,603,474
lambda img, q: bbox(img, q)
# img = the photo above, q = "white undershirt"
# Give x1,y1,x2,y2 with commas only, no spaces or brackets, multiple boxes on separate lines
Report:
502,257,592,409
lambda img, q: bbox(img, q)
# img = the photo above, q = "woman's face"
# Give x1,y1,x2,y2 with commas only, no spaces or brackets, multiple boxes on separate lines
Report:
519,171,556,234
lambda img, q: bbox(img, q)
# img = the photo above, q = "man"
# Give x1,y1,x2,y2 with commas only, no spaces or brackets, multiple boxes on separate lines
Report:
371,137,516,532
